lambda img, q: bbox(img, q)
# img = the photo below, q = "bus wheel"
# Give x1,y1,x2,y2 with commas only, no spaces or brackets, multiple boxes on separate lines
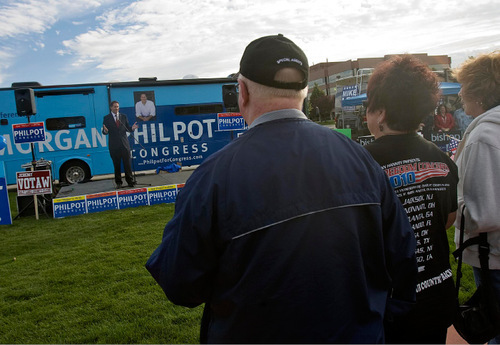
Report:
61,161,90,184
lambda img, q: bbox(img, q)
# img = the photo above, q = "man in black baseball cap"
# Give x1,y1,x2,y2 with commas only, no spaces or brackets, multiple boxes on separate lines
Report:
236,34,310,126
147,34,417,344
239,33,309,90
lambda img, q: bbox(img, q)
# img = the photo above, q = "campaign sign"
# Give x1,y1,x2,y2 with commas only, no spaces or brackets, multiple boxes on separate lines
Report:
13,122,46,144
176,183,185,195
333,128,352,139
342,85,358,112
86,191,118,214
217,113,246,131
16,170,52,196
53,196,86,218
357,135,375,146
0,162,12,225
148,185,177,205
117,188,149,209
429,130,462,153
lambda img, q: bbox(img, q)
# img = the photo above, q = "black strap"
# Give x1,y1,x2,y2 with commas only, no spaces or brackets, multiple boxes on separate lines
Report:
453,205,490,295
453,236,484,258
454,205,467,296
478,232,492,288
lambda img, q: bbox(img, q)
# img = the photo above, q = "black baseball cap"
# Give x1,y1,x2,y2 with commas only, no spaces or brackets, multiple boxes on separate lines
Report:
239,34,309,90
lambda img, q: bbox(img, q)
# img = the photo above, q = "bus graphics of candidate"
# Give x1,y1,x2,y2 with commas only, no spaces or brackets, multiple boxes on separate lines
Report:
0,78,244,185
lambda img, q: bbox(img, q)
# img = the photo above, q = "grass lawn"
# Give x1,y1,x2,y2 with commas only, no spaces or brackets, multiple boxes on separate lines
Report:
1,192,202,344
1,191,475,343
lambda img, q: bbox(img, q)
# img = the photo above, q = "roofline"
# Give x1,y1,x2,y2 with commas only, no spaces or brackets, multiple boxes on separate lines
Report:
1,77,237,91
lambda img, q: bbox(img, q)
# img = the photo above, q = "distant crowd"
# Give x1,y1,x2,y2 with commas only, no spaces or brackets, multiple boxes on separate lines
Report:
420,103,474,137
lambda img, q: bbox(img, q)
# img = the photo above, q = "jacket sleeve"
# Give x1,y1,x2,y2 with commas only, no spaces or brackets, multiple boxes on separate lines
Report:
102,116,109,135
462,140,500,234
379,173,418,318
146,168,219,307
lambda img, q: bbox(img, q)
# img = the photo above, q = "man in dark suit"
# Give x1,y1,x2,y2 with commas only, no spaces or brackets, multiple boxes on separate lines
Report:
102,100,138,188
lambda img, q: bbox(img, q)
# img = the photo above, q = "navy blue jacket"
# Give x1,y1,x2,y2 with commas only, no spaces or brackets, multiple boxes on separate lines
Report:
147,113,417,343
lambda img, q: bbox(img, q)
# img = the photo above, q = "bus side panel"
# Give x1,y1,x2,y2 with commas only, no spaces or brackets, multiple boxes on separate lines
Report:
0,86,113,185
1,80,243,185
109,82,245,172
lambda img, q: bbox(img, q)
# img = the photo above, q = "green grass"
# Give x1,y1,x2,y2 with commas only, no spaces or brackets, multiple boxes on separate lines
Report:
1,191,476,343
1,192,202,344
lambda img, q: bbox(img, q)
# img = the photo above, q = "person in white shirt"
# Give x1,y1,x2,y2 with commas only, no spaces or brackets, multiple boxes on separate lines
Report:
135,93,156,121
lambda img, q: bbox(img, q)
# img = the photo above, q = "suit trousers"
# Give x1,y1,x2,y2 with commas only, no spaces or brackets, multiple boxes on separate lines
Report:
110,146,133,185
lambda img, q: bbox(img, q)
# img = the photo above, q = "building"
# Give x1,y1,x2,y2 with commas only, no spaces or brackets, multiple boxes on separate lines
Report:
307,54,453,138
308,53,452,104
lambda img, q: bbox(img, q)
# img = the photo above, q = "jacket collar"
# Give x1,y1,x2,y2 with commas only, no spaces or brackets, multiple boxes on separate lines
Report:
248,109,308,129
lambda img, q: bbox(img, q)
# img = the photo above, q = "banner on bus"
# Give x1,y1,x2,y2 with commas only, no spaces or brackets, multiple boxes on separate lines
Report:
12,122,46,144
16,170,52,196
217,113,246,131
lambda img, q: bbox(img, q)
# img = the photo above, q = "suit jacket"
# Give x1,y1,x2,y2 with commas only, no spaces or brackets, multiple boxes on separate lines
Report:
102,112,133,153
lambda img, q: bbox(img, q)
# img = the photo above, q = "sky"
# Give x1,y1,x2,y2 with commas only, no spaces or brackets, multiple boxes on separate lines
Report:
1,0,500,88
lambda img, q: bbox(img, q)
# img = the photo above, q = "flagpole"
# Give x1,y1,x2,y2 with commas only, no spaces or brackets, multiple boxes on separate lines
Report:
445,134,461,142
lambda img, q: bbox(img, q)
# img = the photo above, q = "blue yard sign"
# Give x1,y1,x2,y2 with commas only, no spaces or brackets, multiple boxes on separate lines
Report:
53,196,87,218
86,191,119,214
117,188,149,210
12,122,46,144
148,185,178,205
217,113,246,131
0,161,12,225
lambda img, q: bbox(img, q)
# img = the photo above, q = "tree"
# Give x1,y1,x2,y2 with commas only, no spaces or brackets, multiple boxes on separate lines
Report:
309,84,334,122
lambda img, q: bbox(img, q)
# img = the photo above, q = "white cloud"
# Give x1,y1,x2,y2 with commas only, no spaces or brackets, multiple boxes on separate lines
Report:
57,0,500,83
0,0,110,38
2,0,500,86
0,0,119,85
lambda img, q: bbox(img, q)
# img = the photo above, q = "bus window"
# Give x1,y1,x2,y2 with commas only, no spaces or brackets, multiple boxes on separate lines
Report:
175,104,223,116
46,116,86,130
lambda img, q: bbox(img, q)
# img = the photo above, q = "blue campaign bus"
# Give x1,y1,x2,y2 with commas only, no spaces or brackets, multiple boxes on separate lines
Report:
0,77,244,185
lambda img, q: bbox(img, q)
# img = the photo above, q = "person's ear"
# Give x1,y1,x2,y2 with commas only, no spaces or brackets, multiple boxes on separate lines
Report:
377,108,386,124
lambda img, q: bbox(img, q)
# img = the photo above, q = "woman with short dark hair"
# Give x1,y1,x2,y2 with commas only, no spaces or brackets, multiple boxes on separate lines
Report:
434,104,455,132
364,55,458,344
